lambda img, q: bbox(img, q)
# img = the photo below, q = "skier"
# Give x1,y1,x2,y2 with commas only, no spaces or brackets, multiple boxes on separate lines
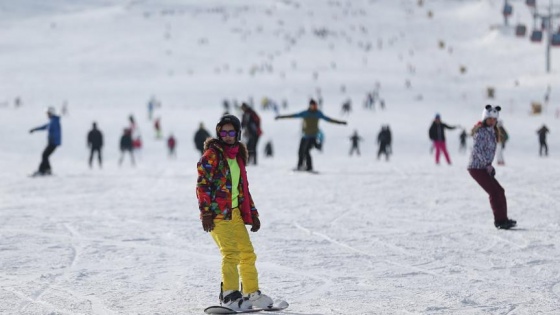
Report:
264,141,273,157
341,99,352,115
154,117,162,139
385,125,393,154
61,101,68,116
196,114,275,311
147,96,159,120
222,99,230,114
147,98,154,120
275,99,347,171
87,122,103,168
349,130,362,156
29,106,61,176
496,120,508,165
428,114,457,165
468,105,516,230
537,124,549,156
459,129,467,153
240,103,262,165
377,126,391,161
167,134,176,158
14,96,21,108
119,128,135,166
194,122,211,156
128,114,137,133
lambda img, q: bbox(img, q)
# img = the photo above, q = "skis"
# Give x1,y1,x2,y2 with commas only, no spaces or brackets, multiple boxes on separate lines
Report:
204,301,289,314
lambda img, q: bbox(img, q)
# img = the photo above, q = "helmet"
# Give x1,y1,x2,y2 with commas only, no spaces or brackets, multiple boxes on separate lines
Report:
216,114,242,141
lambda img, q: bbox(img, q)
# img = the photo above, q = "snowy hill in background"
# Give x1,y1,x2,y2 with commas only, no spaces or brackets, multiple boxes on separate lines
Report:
1,1,560,314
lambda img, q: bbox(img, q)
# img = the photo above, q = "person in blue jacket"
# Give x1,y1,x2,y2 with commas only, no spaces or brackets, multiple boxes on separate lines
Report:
275,99,347,171
29,107,61,176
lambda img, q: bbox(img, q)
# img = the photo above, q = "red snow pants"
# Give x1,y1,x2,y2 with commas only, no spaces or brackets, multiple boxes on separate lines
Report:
468,169,508,222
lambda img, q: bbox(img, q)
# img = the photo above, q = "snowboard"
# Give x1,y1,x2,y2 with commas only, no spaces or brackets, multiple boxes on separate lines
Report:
204,301,289,314
29,171,54,177
291,168,319,174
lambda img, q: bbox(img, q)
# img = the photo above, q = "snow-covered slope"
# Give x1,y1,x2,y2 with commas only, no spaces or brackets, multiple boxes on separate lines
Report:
1,1,559,314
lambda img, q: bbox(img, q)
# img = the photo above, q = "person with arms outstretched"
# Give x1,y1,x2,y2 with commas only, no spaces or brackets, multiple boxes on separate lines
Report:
29,107,61,176
275,99,347,171
428,113,457,165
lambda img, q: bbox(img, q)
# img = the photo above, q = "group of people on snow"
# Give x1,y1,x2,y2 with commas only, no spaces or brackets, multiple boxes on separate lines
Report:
194,102,530,313
27,98,552,313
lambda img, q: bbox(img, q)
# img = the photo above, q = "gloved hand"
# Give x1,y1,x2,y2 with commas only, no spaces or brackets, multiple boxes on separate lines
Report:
486,165,495,177
339,121,347,125
201,212,214,232
274,116,280,120
29,129,34,134
250,215,260,232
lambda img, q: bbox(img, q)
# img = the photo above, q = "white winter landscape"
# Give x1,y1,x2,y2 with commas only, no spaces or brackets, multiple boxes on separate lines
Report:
1,0,560,314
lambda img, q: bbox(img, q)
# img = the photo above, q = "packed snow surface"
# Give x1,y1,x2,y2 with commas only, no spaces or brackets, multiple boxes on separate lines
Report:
1,0,560,314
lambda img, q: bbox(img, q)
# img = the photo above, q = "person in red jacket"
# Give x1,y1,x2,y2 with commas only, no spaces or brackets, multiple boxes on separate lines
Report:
167,134,176,158
196,114,275,311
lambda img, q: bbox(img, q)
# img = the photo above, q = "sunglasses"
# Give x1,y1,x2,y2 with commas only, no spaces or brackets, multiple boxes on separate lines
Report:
219,130,237,137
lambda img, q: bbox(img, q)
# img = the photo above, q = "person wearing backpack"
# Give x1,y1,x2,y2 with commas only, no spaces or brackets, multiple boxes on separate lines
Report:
240,103,262,165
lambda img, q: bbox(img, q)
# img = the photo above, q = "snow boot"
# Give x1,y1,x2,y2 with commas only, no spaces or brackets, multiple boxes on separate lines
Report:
494,219,517,230
244,290,273,309
221,290,252,311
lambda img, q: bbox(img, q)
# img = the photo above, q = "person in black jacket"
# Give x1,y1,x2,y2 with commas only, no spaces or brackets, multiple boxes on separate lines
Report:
428,114,457,165
119,128,135,166
537,124,550,156
241,103,262,165
87,122,103,168
349,130,362,156
377,126,391,160
194,122,211,156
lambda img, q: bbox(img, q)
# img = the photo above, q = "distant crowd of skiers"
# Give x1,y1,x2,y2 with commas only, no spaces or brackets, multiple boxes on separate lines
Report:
27,97,552,180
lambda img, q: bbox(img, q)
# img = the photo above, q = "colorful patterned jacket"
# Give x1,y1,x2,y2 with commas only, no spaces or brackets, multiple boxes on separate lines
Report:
196,138,258,224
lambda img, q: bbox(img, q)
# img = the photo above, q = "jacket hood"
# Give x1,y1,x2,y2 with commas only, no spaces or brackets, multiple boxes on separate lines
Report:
203,138,248,163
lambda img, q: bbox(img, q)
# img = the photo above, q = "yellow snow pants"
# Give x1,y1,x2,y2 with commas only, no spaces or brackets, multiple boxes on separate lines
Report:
211,208,259,294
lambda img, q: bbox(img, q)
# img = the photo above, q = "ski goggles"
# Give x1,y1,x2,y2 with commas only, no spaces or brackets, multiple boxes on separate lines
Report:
219,130,237,137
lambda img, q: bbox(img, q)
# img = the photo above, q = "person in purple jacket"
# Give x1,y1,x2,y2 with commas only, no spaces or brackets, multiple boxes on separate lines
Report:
467,105,517,230
29,106,62,176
